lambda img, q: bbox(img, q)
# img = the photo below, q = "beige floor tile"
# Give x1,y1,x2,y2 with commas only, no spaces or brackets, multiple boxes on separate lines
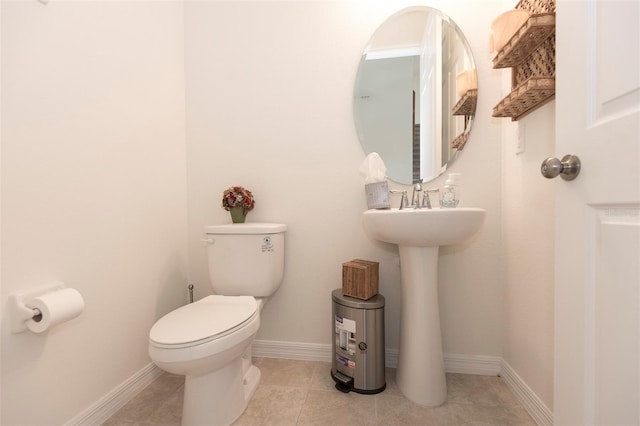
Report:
309,361,336,391
447,373,519,407
254,358,318,388
379,367,404,398
234,384,307,425
447,401,538,425
146,385,184,425
376,394,453,426
103,374,184,425
104,359,536,426
297,389,377,426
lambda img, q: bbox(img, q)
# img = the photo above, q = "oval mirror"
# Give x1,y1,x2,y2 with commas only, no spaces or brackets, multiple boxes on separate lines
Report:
354,7,477,185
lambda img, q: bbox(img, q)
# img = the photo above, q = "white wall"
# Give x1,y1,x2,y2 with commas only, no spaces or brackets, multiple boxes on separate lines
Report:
498,0,556,412
1,2,188,424
184,0,505,357
501,104,555,410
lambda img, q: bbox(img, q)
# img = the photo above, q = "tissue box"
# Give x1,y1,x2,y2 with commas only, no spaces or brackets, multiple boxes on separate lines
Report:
365,181,390,209
342,259,379,300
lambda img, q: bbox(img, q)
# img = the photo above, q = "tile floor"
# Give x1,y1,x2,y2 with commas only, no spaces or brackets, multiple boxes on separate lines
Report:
103,357,536,425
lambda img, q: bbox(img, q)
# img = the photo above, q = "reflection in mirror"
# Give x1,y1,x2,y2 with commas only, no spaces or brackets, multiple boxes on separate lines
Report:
354,7,477,185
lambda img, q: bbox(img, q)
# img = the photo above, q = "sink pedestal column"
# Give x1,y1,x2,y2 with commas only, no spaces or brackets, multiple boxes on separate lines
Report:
395,245,447,407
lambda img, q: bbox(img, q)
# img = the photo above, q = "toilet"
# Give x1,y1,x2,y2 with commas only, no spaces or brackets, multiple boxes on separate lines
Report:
148,223,286,426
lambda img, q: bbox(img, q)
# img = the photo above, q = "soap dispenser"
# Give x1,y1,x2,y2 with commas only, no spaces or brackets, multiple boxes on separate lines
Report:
440,173,460,208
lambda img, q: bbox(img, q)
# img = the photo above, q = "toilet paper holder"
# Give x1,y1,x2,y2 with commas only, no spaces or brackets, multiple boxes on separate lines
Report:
9,281,65,333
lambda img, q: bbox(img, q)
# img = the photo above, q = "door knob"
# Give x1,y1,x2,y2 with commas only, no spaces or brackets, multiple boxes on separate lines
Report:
541,154,581,181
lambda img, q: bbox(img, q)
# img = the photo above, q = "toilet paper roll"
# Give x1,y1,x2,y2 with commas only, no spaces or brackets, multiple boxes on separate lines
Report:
26,288,85,333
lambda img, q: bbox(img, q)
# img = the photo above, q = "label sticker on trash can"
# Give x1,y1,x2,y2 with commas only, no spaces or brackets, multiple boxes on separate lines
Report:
335,315,356,355
336,354,356,369
335,315,355,333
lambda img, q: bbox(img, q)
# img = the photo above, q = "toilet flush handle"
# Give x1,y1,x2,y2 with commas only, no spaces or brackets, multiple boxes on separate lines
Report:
201,238,214,245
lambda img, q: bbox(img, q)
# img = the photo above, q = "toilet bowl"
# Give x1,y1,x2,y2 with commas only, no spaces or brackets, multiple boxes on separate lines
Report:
148,223,286,426
149,296,261,425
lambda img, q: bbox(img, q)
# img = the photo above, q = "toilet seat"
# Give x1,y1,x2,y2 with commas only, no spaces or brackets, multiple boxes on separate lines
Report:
149,295,257,349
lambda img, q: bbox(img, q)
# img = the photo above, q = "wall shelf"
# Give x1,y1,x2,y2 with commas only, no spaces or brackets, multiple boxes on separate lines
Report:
451,132,470,150
492,76,555,120
492,0,556,121
492,14,555,69
452,89,477,116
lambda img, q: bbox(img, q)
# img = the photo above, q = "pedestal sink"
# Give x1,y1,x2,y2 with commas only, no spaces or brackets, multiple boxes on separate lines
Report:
362,207,486,406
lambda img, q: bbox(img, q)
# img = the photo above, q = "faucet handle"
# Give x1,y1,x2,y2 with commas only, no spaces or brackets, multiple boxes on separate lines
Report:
422,188,440,209
400,191,409,209
390,190,409,210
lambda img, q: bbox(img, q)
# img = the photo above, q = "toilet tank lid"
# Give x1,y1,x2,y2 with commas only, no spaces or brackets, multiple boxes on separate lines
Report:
204,223,286,234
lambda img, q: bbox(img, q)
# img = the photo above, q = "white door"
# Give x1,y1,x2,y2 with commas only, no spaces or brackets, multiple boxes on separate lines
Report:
554,0,640,424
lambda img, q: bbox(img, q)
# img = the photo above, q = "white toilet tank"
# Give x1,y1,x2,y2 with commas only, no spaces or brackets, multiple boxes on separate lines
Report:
204,223,286,297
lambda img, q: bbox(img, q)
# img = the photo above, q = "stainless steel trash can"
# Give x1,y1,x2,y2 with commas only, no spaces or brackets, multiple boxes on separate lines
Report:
330,288,385,394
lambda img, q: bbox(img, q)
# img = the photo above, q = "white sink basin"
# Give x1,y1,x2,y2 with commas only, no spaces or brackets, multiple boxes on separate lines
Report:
362,207,485,247
361,206,485,407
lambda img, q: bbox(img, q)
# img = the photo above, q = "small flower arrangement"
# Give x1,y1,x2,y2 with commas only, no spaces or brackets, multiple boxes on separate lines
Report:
222,186,255,213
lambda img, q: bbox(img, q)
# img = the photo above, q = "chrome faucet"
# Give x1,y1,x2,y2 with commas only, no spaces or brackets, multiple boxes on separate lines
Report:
390,189,409,210
411,182,423,209
422,188,440,209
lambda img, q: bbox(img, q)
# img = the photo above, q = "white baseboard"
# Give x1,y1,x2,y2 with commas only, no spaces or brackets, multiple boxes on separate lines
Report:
252,340,501,376
251,339,333,361
444,352,502,375
65,362,164,426
500,359,554,426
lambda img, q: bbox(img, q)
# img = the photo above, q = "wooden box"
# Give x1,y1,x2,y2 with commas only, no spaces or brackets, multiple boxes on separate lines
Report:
342,259,379,300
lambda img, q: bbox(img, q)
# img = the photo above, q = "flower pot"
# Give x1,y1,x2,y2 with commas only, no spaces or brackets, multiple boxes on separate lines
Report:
229,207,246,223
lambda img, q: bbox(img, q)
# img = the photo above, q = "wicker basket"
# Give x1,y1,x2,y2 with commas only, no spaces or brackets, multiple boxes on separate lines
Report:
493,0,556,120
516,0,555,14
